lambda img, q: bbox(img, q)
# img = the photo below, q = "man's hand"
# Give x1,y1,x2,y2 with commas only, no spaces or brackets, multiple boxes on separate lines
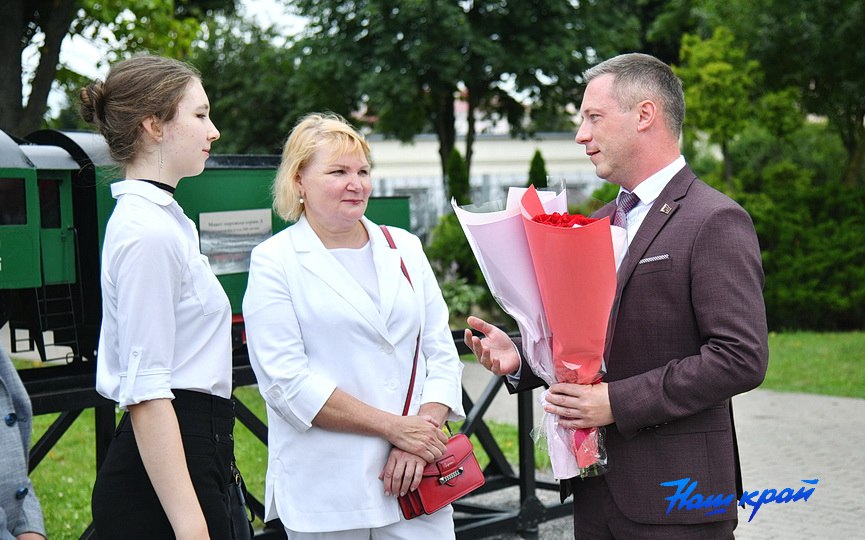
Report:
543,382,614,429
463,316,520,376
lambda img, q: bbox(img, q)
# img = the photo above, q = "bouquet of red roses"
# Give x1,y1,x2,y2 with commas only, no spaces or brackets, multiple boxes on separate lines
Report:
526,212,615,476
519,187,621,476
454,185,626,479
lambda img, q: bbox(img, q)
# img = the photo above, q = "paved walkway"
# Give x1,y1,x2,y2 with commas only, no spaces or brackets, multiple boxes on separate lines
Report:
461,362,865,539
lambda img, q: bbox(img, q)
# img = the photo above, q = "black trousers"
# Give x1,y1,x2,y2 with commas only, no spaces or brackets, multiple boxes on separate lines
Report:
571,476,736,540
92,390,235,540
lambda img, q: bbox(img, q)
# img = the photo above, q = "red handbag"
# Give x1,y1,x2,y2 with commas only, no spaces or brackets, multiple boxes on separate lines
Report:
397,432,485,519
380,225,486,520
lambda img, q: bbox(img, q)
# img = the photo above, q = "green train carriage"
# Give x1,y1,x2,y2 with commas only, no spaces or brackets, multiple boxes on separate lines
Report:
0,129,42,290
0,130,84,362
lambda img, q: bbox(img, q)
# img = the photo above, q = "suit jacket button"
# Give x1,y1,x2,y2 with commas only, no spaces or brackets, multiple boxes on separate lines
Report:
4,413,16,426
16,486,29,500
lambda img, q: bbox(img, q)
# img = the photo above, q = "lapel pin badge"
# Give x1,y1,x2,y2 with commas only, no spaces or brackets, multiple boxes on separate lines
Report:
660,203,672,215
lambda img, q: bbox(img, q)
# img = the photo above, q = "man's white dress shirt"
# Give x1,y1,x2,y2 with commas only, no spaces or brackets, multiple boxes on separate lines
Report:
617,155,686,242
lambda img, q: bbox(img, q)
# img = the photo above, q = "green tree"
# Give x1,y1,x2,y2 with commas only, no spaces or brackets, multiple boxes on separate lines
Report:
44,67,93,131
674,27,760,188
290,0,605,184
722,112,865,330
424,213,488,321
738,158,865,330
701,0,865,186
526,149,548,188
190,18,299,154
446,148,471,205
575,0,709,66
292,0,465,179
1,0,235,137
576,182,619,217
458,0,598,177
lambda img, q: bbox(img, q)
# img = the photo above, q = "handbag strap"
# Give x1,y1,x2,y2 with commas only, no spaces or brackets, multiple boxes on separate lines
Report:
380,224,413,288
379,225,420,416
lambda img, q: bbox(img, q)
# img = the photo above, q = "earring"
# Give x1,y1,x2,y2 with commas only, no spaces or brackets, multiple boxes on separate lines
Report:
299,196,304,204
158,141,164,181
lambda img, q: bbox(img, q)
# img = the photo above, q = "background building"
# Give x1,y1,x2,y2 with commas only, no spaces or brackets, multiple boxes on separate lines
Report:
369,132,601,238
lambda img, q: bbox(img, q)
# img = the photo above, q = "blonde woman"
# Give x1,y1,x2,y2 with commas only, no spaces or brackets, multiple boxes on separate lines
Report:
243,113,464,539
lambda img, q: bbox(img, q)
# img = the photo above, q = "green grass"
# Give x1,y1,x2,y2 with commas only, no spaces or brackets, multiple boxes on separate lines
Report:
761,331,865,398
29,410,99,538
27,386,545,538
11,356,41,370
21,331,865,538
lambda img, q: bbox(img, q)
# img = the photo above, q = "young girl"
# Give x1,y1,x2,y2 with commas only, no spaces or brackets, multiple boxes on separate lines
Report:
82,55,235,539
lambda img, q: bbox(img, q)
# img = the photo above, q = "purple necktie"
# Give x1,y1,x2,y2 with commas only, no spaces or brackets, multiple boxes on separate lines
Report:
612,191,640,228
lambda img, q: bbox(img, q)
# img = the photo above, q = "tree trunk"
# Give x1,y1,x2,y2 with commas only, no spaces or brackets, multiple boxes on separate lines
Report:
0,1,26,135
429,84,456,184
464,87,480,181
842,119,865,187
0,0,76,137
22,0,77,135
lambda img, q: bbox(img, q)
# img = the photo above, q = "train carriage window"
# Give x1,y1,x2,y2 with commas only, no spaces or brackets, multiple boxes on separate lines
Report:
38,178,61,228
0,178,27,225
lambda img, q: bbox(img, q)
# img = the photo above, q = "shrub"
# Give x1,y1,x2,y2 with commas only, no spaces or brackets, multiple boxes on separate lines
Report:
527,149,548,188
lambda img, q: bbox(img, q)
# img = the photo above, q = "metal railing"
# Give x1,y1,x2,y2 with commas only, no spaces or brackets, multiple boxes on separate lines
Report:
21,332,569,539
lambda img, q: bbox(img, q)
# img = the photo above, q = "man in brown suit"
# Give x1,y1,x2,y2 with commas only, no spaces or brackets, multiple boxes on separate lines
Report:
465,53,769,539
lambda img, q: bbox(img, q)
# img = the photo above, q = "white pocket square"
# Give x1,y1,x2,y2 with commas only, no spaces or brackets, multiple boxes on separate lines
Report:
638,254,670,265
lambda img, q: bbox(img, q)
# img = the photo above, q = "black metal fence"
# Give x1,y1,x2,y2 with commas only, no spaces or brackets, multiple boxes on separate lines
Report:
22,332,569,539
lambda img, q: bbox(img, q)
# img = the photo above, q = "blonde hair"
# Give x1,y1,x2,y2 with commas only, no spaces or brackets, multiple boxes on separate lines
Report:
272,113,371,222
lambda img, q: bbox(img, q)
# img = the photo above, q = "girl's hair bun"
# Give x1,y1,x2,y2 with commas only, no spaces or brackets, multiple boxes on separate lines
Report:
79,80,105,124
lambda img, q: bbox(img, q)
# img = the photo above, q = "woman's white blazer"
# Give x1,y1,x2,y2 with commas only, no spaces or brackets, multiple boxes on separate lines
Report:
242,215,465,533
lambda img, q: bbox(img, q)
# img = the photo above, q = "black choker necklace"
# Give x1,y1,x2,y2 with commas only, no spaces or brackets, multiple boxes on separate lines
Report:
135,179,176,194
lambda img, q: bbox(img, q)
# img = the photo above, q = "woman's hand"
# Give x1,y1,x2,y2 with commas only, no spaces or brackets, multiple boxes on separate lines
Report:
379,447,426,497
312,390,449,462
381,401,453,495
385,415,448,462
